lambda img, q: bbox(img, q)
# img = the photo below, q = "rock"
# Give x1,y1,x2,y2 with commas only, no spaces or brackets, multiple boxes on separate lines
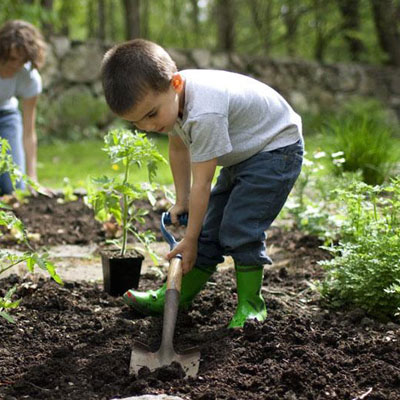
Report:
49,36,71,58
389,73,400,95
284,391,299,400
61,41,104,82
289,91,309,113
92,80,104,96
191,48,211,69
229,53,246,71
211,52,230,70
361,317,375,327
386,322,400,331
336,63,361,92
41,45,60,89
0,348,12,356
166,48,192,69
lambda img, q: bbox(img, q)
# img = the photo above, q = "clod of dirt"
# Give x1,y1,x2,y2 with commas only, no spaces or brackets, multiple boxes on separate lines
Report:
155,362,186,381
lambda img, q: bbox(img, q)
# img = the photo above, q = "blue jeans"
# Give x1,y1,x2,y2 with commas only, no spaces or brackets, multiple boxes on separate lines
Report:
196,140,304,268
0,109,25,194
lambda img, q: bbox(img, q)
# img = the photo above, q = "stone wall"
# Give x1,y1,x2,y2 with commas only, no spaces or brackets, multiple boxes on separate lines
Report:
42,36,400,121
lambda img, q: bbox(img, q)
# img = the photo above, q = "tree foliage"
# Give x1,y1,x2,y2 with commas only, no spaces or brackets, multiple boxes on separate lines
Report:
0,0,398,66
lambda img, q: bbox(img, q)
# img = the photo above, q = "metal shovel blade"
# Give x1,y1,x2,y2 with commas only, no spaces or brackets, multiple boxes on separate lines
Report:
129,260,200,378
129,237,201,378
129,340,200,377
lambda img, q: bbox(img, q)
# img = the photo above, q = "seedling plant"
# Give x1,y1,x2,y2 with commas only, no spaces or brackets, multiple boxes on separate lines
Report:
86,128,167,262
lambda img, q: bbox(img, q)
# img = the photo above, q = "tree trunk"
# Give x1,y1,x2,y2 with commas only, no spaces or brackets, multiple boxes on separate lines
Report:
87,0,96,39
141,0,150,38
98,0,106,41
281,0,309,57
107,0,116,41
312,0,339,62
215,0,235,52
40,0,54,37
337,0,364,61
190,0,201,46
370,0,400,66
248,0,276,54
57,1,71,36
123,0,141,40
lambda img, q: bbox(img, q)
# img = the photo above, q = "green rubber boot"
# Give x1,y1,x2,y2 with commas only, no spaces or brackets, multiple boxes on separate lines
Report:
123,265,215,315
228,265,267,329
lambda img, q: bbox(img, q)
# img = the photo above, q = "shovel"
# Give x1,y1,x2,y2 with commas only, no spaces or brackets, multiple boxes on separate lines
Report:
129,212,201,377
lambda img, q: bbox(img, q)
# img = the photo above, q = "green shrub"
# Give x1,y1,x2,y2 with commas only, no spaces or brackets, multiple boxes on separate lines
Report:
285,150,362,243
321,98,399,185
318,178,400,320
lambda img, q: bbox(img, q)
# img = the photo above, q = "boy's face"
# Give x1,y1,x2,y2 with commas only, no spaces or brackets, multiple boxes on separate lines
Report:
121,74,184,134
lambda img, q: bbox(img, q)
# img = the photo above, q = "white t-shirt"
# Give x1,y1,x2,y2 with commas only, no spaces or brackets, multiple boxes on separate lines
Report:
171,69,302,167
0,63,42,111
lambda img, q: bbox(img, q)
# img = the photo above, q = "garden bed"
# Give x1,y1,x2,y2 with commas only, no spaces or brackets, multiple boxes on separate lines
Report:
0,195,399,400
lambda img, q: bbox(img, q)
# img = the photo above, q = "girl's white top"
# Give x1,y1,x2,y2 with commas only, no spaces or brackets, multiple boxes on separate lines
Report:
0,62,42,111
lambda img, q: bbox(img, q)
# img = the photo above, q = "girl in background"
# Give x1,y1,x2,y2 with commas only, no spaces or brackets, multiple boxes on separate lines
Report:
0,20,46,194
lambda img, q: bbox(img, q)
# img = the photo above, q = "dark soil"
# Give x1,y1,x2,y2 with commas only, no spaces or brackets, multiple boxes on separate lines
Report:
1,195,399,400
0,194,168,250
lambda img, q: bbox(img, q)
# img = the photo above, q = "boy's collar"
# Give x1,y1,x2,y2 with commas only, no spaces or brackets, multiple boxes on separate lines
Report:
178,76,186,119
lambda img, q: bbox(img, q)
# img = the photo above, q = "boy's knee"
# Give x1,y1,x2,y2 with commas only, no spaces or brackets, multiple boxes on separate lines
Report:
221,239,272,266
231,252,272,267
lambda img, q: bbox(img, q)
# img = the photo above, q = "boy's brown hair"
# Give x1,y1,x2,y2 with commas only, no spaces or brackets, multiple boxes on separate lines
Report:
0,20,46,70
101,39,177,115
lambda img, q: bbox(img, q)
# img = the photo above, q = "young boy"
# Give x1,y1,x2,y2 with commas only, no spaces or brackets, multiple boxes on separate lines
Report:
101,39,303,328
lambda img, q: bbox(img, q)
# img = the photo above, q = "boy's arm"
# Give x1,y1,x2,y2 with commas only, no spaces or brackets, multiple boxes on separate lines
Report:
185,158,217,243
168,156,217,274
168,134,191,220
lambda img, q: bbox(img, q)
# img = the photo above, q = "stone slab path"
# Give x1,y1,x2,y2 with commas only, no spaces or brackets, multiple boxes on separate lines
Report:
2,241,288,284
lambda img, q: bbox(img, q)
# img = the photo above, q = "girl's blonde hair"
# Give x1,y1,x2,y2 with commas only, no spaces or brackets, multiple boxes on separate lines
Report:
0,20,46,69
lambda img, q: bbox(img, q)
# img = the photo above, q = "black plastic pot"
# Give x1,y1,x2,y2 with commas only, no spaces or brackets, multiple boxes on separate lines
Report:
101,249,144,296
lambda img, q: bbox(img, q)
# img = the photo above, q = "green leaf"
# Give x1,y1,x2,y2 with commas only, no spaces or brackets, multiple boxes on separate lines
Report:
147,190,156,206
0,298,21,309
0,310,15,323
45,261,63,285
26,256,35,272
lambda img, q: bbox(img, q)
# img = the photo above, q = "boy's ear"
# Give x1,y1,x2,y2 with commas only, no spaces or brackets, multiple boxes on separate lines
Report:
171,73,184,93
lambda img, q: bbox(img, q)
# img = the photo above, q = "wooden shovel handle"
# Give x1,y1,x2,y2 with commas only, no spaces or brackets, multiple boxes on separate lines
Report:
166,257,182,292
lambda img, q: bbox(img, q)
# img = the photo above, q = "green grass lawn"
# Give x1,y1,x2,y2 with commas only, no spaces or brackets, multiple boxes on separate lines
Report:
37,131,399,191
38,136,173,189
36,132,331,190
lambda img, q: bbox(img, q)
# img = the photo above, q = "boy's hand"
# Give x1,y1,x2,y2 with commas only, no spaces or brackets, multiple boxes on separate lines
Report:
27,183,55,198
167,237,198,275
168,203,188,225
